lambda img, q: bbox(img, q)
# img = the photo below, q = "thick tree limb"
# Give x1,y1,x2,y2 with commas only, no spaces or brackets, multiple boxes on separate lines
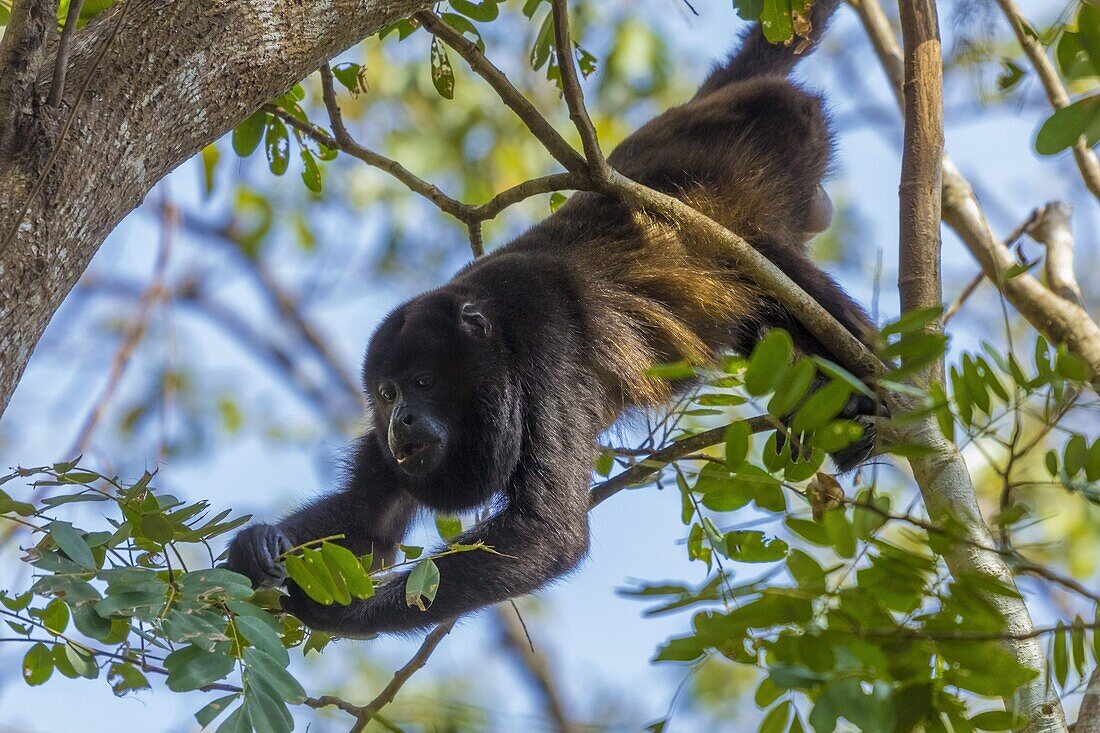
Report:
1076,669,1100,733
0,0,433,420
893,1,1064,729
0,0,57,155
847,0,1100,387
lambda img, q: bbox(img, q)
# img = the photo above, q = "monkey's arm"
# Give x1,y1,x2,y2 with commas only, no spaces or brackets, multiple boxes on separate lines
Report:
281,449,593,635
227,435,417,588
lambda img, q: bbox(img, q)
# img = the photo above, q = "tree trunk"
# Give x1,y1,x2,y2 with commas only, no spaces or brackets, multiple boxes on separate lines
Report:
0,0,431,417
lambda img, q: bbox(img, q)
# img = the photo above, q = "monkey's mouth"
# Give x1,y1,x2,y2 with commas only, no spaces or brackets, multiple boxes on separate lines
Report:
394,441,436,463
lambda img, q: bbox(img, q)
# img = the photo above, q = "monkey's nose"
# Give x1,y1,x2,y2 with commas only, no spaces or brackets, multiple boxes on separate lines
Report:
401,412,417,426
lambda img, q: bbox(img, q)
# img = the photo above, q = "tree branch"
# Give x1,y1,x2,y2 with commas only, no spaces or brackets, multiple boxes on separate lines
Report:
0,0,56,155
847,0,1100,387
0,0,434,420
414,11,587,174
590,417,774,507
348,618,456,732
894,1,1064,728
47,0,86,107
549,0,608,178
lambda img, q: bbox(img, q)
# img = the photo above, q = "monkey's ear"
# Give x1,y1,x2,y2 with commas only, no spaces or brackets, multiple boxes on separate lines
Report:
460,302,490,336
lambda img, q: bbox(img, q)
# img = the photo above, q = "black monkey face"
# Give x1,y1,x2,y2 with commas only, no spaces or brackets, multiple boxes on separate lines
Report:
363,292,493,479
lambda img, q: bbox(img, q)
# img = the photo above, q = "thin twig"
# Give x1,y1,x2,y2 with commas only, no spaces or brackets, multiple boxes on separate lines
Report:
48,0,87,107
549,0,607,177
67,197,176,457
414,11,587,174
495,605,576,733
348,619,456,732
589,416,774,506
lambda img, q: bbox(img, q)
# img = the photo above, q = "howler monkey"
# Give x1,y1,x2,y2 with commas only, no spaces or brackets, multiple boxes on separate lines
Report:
227,0,875,635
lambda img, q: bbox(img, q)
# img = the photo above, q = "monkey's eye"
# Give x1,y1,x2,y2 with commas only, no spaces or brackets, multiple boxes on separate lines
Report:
377,384,397,402
413,373,435,390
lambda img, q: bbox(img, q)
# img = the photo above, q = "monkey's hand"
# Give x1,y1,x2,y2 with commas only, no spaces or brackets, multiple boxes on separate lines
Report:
227,524,292,589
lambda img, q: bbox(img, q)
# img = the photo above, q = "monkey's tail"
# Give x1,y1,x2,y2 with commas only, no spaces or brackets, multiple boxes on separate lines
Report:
695,0,840,96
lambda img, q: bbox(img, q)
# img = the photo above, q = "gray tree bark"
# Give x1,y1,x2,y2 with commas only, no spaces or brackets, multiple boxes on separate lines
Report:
0,0,431,418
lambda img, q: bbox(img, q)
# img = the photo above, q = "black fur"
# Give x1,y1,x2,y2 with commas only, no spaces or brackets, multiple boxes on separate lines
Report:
227,2,875,635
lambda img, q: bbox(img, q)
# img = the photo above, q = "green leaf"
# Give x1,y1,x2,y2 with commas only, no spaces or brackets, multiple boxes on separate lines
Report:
304,547,349,605
1065,434,1088,477
441,13,487,54
1086,439,1100,482
549,192,567,212
1035,94,1100,155
761,700,792,733
645,360,697,380
40,598,70,634
196,693,240,728
284,553,333,605
74,603,113,640
970,710,1025,731
529,10,554,71
785,517,830,546
760,0,794,43
997,59,1026,91
52,643,80,679
745,330,792,396
767,359,817,416
1073,616,1088,679
108,662,149,695
450,0,499,21
236,615,288,666
654,634,705,662
22,642,54,686
1054,622,1068,688
215,705,251,733
139,513,174,544
724,531,788,563
320,542,375,600
0,488,35,516
786,550,826,593
48,521,96,569
243,647,307,704
406,559,440,611
265,117,290,176
435,515,463,542
300,149,322,193
430,36,456,100
164,645,235,692
244,685,293,733
232,111,266,158
724,421,752,469
1056,347,1091,382
1076,2,1100,77
64,643,98,679
791,381,852,434
201,144,219,196
823,509,856,558
331,62,367,95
